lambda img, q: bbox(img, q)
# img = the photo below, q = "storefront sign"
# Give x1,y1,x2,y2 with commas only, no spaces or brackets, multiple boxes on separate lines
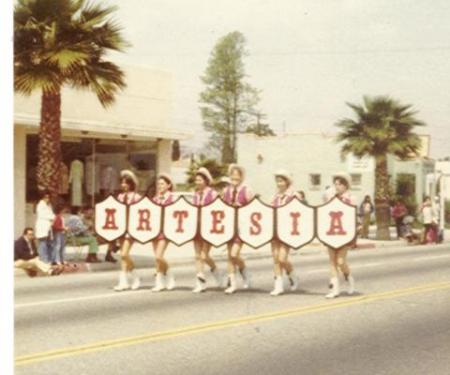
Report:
95,196,357,250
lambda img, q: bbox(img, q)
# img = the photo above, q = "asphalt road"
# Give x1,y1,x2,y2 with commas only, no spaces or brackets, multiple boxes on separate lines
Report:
14,244,450,375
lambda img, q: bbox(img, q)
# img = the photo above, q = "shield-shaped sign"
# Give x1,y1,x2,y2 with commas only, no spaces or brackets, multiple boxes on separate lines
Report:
316,196,357,250
237,198,274,248
127,197,162,243
200,197,236,247
276,198,315,249
163,195,199,246
95,195,127,242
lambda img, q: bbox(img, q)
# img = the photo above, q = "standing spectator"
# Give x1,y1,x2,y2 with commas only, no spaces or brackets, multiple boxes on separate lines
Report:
52,205,68,268
14,228,59,276
420,196,438,244
35,190,55,264
66,207,101,263
392,200,408,239
359,195,374,239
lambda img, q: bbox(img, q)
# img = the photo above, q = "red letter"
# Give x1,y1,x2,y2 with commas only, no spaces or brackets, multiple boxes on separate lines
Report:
173,210,188,233
102,209,118,230
326,211,346,235
250,212,262,235
290,212,301,235
137,209,151,231
210,210,225,234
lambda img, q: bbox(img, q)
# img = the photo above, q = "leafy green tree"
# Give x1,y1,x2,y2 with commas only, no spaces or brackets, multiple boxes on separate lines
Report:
186,155,227,189
336,96,425,240
200,31,261,163
14,0,128,195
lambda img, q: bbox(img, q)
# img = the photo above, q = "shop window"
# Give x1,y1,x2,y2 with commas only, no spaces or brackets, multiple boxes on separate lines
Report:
309,174,321,189
350,173,362,187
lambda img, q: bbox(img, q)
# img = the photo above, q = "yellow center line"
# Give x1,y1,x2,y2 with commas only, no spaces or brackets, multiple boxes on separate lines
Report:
15,281,450,367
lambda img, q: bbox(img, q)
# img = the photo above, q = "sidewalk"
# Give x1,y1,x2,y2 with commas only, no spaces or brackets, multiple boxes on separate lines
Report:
14,227,450,277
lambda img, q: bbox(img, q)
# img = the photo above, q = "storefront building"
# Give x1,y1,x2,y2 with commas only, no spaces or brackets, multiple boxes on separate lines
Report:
237,133,434,207
14,65,191,237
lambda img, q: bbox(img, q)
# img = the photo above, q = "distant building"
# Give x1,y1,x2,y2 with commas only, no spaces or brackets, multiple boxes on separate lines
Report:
237,132,434,206
14,65,192,237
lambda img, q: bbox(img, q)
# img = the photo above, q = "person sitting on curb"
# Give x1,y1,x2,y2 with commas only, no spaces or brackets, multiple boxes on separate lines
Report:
14,228,61,277
66,207,101,263
82,207,118,263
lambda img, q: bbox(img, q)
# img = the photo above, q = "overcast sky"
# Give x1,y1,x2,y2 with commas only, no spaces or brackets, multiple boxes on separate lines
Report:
107,0,450,158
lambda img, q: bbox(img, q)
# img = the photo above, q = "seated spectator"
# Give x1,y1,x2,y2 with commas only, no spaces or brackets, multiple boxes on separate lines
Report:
66,207,101,263
83,207,118,263
14,228,60,277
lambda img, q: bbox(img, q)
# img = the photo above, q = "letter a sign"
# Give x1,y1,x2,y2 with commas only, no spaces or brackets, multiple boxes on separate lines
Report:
95,195,127,242
316,196,357,250
163,196,198,246
276,198,315,249
128,197,162,243
200,197,235,247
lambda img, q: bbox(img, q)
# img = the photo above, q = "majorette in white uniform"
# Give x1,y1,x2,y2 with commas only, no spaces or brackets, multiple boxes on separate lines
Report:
270,170,300,296
150,173,176,292
222,164,254,294
114,170,142,292
325,172,356,299
191,167,223,293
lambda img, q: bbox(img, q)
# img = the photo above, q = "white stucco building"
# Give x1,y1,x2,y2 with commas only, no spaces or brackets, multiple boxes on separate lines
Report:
237,132,434,207
14,65,191,237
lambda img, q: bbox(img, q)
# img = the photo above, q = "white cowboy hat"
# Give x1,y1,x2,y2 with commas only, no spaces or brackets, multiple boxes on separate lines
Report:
333,171,351,186
228,163,245,178
274,169,293,186
120,169,138,186
157,172,173,187
196,167,213,185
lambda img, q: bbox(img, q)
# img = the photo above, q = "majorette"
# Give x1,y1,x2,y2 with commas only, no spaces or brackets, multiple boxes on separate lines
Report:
270,170,300,296
151,173,176,292
325,172,356,299
114,169,142,291
191,167,223,293
222,164,253,294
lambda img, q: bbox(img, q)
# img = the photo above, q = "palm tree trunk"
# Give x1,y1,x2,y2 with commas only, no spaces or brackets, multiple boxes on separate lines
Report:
36,89,62,198
374,155,391,240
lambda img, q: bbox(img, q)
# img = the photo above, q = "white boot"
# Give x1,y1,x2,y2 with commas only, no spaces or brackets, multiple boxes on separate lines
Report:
345,274,355,295
113,271,130,292
130,270,141,290
325,277,340,299
151,272,166,292
211,267,223,288
270,276,284,296
192,273,207,293
240,268,251,289
225,274,237,294
166,270,176,291
287,271,299,291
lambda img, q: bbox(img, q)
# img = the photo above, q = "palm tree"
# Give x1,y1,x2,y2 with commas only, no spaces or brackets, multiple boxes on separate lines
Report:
336,96,425,240
14,0,128,196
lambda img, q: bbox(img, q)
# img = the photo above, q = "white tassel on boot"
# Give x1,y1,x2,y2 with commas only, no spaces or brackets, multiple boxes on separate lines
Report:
211,267,223,288
345,274,355,295
130,270,141,290
113,271,130,292
325,277,340,299
166,270,176,291
225,274,237,294
192,273,207,293
270,276,284,296
152,272,166,292
287,271,299,291
240,267,251,289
